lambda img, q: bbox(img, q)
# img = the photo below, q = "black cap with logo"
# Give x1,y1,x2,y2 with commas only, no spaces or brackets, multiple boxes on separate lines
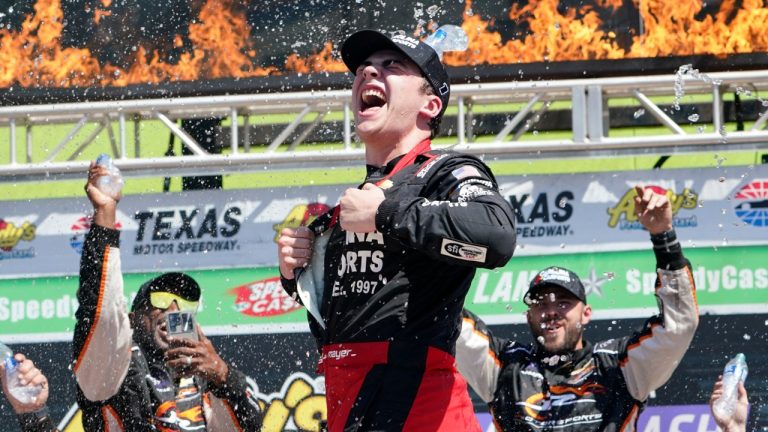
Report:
341,30,451,118
131,272,201,312
524,266,587,305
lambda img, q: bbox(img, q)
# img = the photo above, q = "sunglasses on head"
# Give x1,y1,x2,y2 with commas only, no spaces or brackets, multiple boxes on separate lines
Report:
149,291,199,311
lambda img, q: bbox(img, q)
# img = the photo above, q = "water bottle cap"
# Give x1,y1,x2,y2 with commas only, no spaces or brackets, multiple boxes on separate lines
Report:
95,153,113,167
735,353,746,362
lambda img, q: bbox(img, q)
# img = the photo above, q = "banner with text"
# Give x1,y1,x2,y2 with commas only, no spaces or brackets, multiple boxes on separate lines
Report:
0,165,766,278
1,245,765,341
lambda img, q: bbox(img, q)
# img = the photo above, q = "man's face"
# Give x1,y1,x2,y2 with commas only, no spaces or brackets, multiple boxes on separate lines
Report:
351,50,437,144
526,286,591,355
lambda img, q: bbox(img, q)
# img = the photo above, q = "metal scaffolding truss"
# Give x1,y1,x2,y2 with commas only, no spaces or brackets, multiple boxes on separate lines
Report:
1,69,768,182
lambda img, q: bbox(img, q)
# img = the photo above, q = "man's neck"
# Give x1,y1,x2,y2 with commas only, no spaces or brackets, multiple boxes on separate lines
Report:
363,130,430,167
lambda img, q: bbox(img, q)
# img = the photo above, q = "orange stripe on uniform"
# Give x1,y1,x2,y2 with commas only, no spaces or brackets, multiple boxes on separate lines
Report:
463,317,502,368
685,266,699,313
74,246,110,373
101,405,125,431
618,322,662,367
620,404,639,431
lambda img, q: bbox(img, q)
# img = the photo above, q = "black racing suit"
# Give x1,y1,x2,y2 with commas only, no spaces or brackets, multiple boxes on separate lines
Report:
73,225,263,431
456,230,699,431
282,142,517,431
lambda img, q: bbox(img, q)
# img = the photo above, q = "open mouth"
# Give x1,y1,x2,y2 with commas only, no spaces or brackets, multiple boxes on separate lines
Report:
360,87,387,112
543,321,562,335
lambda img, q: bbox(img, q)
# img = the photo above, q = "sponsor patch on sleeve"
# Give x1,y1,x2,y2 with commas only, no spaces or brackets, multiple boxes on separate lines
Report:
440,238,487,263
456,183,494,202
451,165,482,181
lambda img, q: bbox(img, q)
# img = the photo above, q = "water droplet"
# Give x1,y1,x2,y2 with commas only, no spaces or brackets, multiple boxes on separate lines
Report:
633,108,645,119
687,113,700,122
743,334,751,341
718,176,726,182
537,336,545,344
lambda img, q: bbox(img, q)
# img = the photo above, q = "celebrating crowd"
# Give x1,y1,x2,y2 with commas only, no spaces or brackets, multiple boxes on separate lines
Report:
0,28,745,432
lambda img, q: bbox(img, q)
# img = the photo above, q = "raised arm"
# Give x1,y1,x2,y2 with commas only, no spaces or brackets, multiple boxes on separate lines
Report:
375,156,516,269
455,309,510,403
619,186,699,401
72,162,133,401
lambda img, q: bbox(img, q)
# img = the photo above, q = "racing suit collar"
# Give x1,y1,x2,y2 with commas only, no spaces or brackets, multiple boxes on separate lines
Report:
534,340,594,371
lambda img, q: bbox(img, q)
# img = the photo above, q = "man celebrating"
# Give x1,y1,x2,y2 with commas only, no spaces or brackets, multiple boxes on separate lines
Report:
456,186,699,431
73,162,262,430
278,30,516,431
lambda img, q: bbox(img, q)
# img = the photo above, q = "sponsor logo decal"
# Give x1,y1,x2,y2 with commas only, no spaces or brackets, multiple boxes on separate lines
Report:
441,238,487,263
0,218,37,260
607,186,698,230
733,180,768,227
518,383,606,426
229,276,302,317
273,203,330,242
416,154,449,178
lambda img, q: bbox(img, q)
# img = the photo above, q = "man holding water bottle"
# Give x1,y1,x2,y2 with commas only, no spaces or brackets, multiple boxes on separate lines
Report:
73,161,262,430
0,351,57,432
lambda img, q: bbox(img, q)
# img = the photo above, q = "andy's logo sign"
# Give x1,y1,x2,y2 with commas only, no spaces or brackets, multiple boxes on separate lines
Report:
0,219,36,251
607,186,697,229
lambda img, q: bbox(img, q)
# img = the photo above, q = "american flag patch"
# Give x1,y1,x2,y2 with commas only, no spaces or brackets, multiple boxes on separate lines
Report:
451,165,482,181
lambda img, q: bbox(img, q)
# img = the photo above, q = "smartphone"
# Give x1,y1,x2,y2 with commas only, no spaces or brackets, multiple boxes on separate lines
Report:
165,311,199,341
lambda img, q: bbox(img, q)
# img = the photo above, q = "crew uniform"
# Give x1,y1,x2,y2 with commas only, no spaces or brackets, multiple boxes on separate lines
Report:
282,141,517,432
73,225,262,431
456,230,699,431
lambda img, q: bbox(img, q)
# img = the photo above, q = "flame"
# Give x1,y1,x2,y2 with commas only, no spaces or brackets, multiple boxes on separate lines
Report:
0,0,275,88
284,42,347,74
1,0,768,89
629,0,768,57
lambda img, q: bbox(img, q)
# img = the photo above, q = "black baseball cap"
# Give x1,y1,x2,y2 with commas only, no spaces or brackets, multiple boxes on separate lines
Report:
524,266,587,305
131,272,201,312
341,30,451,118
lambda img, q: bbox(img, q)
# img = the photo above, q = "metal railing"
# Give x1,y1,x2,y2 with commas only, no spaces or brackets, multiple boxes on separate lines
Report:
1,69,767,181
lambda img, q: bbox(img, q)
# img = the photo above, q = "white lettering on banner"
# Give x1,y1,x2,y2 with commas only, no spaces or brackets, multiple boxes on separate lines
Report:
626,266,768,295
473,271,530,304
0,295,79,323
641,413,718,432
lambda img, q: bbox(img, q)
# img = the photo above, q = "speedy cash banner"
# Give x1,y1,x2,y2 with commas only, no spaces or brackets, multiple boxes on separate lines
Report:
0,245,765,340
1,165,767,278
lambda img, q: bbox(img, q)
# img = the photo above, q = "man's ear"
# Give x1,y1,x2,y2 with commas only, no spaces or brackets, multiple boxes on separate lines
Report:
419,94,442,121
581,304,592,326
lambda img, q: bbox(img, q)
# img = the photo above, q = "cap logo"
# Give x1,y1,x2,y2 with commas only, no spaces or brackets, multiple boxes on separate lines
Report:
391,34,419,49
438,82,449,96
537,268,572,284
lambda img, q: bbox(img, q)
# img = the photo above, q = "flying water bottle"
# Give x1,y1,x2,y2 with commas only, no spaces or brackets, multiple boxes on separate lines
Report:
424,24,469,60
95,153,125,199
0,342,42,404
712,353,748,418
